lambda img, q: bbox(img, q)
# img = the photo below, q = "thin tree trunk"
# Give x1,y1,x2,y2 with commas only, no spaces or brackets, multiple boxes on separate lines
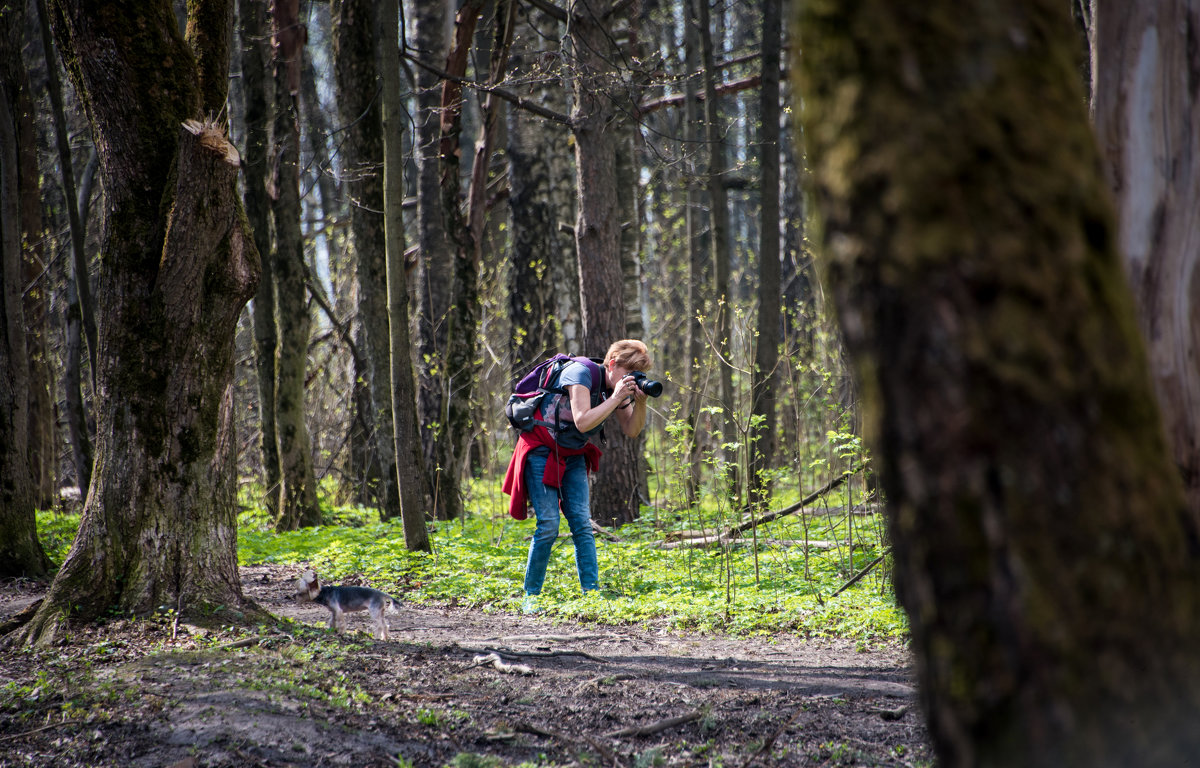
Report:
748,0,782,513
63,150,97,497
414,0,451,500
0,2,50,577
798,1,1200,765
696,0,738,500
333,0,401,520
36,0,96,387
682,4,706,509
18,0,259,644
271,0,321,531
378,0,431,551
15,13,55,510
428,0,487,521
239,0,279,521
506,3,561,371
1093,0,1200,516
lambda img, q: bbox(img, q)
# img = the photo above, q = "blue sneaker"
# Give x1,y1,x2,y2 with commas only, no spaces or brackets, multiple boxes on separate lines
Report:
520,595,541,615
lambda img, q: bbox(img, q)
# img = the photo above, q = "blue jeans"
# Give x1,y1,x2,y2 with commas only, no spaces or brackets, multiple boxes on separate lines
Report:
523,449,599,595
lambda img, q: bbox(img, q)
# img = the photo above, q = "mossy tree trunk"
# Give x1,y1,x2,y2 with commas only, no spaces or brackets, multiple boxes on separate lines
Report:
796,1,1200,765
17,0,259,644
1093,0,1200,516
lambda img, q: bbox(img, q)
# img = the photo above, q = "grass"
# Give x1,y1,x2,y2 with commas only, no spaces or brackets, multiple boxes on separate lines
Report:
35,482,906,642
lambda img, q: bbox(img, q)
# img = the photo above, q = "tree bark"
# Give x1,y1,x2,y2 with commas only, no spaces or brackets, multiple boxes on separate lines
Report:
696,0,738,499
0,0,51,578
18,0,259,644
570,0,643,527
506,2,563,371
12,2,56,511
378,0,432,551
332,0,400,520
1093,0,1200,516
39,0,94,499
748,0,782,512
271,0,321,531
428,0,487,521
238,0,279,521
414,0,452,500
797,1,1200,765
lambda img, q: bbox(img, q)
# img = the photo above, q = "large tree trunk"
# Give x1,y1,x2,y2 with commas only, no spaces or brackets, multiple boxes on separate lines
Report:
797,1,1200,765
271,0,321,531
570,0,642,527
0,1,51,578
1093,0,1200,515
18,0,259,644
378,0,432,551
748,0,782,512
239,0,279,521
333,0,400,520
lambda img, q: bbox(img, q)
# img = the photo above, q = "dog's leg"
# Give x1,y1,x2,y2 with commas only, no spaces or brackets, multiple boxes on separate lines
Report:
369,603,388,640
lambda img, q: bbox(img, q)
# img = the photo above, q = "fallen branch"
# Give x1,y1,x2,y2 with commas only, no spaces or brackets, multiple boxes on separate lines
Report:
658,537,853,551
458,643,609,664
724,466,865,540
470,652,533,676
604,710,703,738
829,548,892,599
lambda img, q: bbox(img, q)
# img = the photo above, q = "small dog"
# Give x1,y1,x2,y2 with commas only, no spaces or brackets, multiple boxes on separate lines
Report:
294,570,398,640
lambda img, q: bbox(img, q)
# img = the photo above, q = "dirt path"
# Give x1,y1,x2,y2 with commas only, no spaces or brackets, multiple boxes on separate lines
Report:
0,565,930,767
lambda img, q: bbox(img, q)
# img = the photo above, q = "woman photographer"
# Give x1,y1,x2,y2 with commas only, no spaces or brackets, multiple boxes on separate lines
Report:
504,339,653,612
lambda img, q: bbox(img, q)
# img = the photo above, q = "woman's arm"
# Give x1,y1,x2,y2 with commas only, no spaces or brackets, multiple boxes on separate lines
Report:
568,374,642,435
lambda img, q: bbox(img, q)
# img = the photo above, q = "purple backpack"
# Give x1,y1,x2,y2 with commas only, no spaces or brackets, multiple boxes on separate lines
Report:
505,354,604,432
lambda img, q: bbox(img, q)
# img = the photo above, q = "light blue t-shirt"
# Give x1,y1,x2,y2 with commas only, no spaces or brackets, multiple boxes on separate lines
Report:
538,361,604,449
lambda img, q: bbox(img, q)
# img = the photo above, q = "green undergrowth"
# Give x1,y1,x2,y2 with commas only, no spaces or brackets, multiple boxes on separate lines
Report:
235,498,906,641
36,500,906,642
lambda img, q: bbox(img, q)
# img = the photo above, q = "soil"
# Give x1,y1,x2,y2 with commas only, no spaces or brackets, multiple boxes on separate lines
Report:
0,565,930,767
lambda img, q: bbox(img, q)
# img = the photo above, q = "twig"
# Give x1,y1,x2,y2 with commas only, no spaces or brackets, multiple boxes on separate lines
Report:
604,710,702,738
0,719,84,742
516,723,625,768
741,705,805,768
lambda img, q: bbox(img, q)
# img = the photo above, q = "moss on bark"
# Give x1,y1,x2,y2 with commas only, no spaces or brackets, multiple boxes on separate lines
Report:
796,1,1200,765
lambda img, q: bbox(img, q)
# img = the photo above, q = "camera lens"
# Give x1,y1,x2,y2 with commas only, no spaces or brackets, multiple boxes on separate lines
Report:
631,371,663,398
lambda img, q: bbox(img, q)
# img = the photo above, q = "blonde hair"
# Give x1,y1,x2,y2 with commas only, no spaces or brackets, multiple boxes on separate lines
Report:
604,339,651,372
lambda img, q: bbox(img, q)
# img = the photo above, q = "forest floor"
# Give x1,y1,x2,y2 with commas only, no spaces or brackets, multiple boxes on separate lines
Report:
0,564,930,768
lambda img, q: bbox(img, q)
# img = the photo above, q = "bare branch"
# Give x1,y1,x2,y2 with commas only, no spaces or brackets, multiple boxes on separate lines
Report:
400,49,573,127
637,74,762,117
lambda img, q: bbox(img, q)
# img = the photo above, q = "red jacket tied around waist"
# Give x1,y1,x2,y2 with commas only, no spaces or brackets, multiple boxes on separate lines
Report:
502,425,602,520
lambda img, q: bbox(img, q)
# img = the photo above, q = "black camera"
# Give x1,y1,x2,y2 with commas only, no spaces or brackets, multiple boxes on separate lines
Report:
630,370,664,398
